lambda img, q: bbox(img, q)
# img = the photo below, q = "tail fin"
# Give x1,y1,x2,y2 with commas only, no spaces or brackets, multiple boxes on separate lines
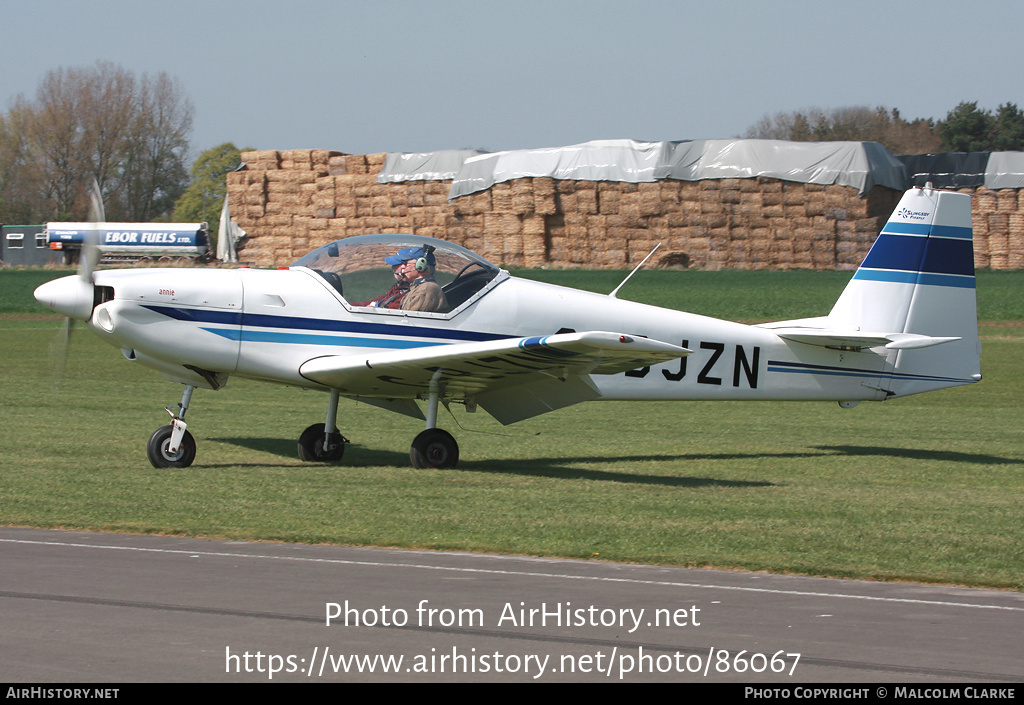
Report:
829,184,981,397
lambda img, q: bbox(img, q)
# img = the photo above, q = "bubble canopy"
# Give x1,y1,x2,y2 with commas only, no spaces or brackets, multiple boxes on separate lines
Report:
290,234,503,311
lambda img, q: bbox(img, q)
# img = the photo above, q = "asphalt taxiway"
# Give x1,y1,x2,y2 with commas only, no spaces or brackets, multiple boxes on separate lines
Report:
1,526,1021,682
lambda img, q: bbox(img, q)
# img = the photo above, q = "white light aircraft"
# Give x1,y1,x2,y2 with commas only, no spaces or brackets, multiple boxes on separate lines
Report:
35,184,981,469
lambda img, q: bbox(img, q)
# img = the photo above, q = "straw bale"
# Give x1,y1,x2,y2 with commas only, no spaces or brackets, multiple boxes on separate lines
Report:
534,189,557,215
576,188,598,214
782,185,807,205
735,201,765,219
996,190,1019,212
700,200,726,216
533,177,556,197
638,191,664,217
619,201,641,218
719,188,742,205
804,193,826,217
974,245,991,270
461,190,492,215
311,149,334,167
971,210,988,236
265,170,299,184
419,193,444,208
485,213,522,237
243,190,266,207
243,150,280,169
674,199,700,217
349,174,379,197
976,191,998,213
345,155,369,174
328,155,348,175
1008,248,1024,270
597,192,620,215
280,150,313,171
646,223,670,242
365,153,387,175
714,178,742,192
696,213,728,230
510,179,534,214
491,183,513,211
1010,213,1024,235
987,213,1009,234
313,189,336,209
555,191,577,212
545,213,566,237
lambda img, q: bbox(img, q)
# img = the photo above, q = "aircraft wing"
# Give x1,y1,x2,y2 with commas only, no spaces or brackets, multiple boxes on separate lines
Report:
299,331,691,424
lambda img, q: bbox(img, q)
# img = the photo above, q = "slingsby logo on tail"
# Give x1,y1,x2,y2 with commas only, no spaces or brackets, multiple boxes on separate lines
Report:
35,185,981,470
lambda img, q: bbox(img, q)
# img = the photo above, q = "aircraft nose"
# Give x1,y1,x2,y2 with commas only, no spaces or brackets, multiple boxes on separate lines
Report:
34,276,95,321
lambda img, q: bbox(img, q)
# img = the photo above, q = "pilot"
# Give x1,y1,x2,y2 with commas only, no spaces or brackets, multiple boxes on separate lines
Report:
393,246,449,313
353,246,448,313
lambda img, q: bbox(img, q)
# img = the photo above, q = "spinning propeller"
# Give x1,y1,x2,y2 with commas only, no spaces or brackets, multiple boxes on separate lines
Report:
37,179,104,383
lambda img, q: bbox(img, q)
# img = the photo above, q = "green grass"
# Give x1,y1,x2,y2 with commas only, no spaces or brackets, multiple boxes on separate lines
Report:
2,267,1022,589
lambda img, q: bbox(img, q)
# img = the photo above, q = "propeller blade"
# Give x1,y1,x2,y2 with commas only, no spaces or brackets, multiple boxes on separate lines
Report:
50,317,74,386
79,178,104,282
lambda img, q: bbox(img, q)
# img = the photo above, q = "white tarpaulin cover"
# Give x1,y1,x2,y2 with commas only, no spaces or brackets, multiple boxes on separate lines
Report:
217,196,245,263
985,152,1024,189
378,149,489,182
378,139,908,198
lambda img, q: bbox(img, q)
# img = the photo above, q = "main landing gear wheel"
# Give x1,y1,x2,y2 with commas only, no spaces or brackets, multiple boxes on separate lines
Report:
297,423,347,462
147,425,197,468
410,428,459,469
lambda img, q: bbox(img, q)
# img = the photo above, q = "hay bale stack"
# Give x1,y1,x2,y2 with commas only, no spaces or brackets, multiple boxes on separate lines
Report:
227,149,1023,271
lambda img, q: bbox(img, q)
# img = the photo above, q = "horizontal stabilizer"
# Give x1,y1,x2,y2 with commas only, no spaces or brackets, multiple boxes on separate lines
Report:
767,326,961,351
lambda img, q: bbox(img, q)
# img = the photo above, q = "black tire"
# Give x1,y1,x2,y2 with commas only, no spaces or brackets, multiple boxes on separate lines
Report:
297,423,346,462
147,425,196,469
410,428,459,469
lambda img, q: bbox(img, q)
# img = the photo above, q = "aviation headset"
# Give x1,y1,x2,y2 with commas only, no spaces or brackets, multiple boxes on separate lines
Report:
415,244,436,272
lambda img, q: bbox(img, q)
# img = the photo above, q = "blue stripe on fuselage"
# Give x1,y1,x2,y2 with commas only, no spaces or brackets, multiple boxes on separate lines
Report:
201,328,449,349
142,304,511,346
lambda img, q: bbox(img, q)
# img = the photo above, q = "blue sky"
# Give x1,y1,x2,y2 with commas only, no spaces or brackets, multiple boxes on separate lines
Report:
4,0,1022,159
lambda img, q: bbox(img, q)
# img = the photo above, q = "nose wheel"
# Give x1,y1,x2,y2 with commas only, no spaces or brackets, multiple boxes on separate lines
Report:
147,385,197,468
147,425,197,468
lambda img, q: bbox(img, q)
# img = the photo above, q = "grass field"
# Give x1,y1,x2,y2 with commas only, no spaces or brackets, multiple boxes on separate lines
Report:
2,267,1022,589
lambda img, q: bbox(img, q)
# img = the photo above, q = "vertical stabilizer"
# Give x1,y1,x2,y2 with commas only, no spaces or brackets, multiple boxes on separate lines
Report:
829,185,981,396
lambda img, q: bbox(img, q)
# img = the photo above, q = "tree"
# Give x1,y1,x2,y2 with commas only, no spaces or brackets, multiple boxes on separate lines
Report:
744,105,941,154
990,103,1024,151
0,61,193,223
938,101,994,152
173,142,250,247
118,73,193,221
